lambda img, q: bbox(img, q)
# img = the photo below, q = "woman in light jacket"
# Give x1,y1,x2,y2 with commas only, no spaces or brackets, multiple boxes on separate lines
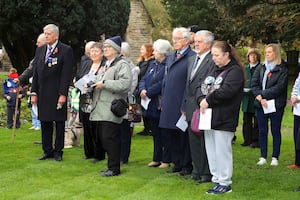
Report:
90,36,132,177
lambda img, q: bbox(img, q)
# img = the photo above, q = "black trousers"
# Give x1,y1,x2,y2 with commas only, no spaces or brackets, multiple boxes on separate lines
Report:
188,127,210,178
242,112,259,144
7,105,21,128
41,121,64,157
161,128,192,172
120,119,131,163
81,110,105,160
94,121,121,173
149,118,162,162
293,115,300,165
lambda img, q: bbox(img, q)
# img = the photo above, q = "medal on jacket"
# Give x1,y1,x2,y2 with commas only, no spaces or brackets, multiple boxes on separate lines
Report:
47,57,52,67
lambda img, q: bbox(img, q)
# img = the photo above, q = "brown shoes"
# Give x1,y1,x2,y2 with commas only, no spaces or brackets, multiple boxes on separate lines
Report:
148,161,161,167
158,163,170,168
288,164,300,169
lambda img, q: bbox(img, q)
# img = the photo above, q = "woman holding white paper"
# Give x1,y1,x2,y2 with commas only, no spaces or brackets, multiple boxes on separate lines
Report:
251,43,288,167
198,41,244,194
139,39,172,168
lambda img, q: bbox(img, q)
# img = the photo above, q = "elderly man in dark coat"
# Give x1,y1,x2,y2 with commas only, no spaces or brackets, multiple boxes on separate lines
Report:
31,24,74,161
159,27,195,175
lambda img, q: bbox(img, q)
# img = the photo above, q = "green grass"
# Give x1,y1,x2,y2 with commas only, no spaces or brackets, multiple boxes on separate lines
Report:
0,118,300,200
1,73,300,199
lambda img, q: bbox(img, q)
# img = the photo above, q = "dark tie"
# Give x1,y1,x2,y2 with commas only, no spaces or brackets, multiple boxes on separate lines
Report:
190,56,200,79
45,46,52,63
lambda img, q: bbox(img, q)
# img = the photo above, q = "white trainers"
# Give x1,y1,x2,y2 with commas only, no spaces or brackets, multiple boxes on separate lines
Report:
34,127,41,130
270,157,278,166
29,126,35,130
257,157,267,165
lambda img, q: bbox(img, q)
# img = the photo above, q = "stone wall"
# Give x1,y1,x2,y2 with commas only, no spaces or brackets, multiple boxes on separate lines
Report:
125,0,154,64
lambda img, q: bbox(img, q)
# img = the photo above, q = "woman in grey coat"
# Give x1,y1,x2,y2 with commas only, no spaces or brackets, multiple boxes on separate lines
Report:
89,36,132,177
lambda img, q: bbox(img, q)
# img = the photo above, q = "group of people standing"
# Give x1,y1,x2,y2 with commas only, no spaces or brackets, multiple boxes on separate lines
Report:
137,27,244,194
11,22,300,193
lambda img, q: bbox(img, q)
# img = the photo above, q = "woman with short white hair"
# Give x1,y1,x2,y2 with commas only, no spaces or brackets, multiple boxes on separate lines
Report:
139,39,172,168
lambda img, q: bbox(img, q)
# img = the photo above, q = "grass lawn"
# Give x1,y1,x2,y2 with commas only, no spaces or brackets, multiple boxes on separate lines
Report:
1,73,299,199
0,116,300,200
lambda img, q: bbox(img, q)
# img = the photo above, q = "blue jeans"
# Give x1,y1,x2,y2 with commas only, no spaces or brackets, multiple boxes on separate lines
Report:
31,108,41,128
256,107,284,159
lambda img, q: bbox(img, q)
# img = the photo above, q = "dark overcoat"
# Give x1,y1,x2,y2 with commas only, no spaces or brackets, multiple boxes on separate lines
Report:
139,59,166,119
159,46,195,129
31,41,74,121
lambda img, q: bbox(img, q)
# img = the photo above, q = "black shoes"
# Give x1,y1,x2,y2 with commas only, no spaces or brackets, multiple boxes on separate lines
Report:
250,142,260,148
166,167,181,174
240,142,250,147
92,159,100,163
231,135,237,144
38,153,62,161
196,176,212,185
181,175,200,181
178,170,192,176
294,186,300,192
102,170,120,177
137,130,151,136
54,155,62,162
37,154,53,160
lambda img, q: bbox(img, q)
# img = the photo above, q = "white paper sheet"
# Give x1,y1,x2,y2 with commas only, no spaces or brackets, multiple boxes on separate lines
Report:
293,103,300,116
141,96,151,110
176,114,188,132
199,108,212,130
74,73,96,94
262,99,276,114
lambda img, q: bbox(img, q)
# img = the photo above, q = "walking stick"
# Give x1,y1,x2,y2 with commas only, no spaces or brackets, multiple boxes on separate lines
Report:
11,87,21,144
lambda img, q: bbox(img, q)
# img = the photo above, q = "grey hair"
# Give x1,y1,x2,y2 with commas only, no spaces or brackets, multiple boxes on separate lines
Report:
43,24,59,34
195,30,214,43
121,42,131,57
173,27,190,40
90,42,103,51
153,39,172,56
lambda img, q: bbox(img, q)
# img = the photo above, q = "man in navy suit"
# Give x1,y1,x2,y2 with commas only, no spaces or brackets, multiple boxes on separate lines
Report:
159,27,195,175
31,24,74,161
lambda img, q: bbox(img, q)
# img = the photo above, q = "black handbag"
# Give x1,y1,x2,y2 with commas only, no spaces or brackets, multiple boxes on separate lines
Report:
111,98,128,117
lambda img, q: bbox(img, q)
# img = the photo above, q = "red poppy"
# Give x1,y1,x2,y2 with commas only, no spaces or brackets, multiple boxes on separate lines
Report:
53,47,58,54
267,71,272,78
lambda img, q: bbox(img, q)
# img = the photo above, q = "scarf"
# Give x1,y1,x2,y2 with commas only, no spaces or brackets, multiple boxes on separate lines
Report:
262,61,276,90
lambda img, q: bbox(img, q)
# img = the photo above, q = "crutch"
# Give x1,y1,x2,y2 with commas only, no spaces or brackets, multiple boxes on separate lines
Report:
11,87,21,144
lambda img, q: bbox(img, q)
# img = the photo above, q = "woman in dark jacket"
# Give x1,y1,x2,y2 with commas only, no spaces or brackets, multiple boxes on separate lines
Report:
139,39,172,167
75,42,106,162
136,43,154,136
198,41,244,195
251,43,288,166
241,48,261,147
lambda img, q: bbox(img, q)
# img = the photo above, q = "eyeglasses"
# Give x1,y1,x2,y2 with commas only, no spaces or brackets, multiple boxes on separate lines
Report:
103,45,113,49
172,37,186,41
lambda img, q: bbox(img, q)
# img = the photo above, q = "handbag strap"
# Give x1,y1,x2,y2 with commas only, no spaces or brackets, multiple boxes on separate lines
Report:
131,94,137,104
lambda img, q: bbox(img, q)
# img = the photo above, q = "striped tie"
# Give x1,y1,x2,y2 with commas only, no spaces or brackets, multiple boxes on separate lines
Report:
45,46,52,63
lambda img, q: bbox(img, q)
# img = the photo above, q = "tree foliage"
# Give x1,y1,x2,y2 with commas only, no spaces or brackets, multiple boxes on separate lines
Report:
0,0,130,72
161,0,300,50
161,0,219,33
